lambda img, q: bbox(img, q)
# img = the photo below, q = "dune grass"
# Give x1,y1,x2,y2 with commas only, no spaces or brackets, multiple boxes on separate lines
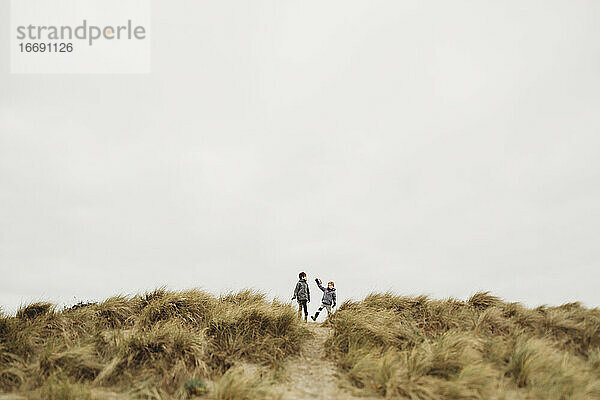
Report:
0,289,308,399
327,292,600,399
2,289,599,399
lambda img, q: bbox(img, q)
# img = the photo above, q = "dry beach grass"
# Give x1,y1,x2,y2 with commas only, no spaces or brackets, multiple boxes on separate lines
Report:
0,289,307,399
326,292,600,399
0,290,599,399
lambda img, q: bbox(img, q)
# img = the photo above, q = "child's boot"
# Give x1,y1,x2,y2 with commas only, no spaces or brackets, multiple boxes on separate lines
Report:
303,314,308,322
311,311,319,321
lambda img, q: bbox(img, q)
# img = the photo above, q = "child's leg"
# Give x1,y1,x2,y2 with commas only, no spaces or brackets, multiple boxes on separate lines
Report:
301,301,308,321
297,302,303,320
324,304,332,317
312,304,325,321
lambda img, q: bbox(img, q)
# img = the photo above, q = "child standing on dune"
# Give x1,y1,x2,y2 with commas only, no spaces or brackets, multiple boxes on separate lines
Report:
311,278,336,321
292,271,310,322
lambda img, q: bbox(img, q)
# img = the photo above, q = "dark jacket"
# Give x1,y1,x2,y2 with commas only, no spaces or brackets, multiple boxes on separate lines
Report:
292,279,310,302
316,280,336,306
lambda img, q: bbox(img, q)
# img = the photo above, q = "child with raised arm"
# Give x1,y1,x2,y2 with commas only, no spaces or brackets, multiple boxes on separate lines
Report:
311,278,336,321
291,271,310,322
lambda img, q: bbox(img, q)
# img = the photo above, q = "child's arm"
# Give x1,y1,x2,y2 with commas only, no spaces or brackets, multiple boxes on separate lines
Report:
292,282,300,300
332,291,336,307
315,278,326,292
307,284,310,303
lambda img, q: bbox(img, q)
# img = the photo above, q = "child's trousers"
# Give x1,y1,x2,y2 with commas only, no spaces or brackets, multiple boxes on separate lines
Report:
297,300,308,320
312,303,332,321
318,303,332,315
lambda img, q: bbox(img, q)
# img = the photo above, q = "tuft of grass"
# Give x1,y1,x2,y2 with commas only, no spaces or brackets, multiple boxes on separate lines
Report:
137,290,217,328
506,338,545,387
39,344,103,381
40,374,92,400
0,352,26,392
16,302,55,320
468,292,501,311
206,301,307,369
211,368,275,400
94,295,135,329
93,320,208,392
123,321,206,371
587,348,600,373
219,290,267,306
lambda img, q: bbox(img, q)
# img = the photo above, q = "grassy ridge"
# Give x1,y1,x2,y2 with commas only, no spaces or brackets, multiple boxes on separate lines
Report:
0,289,309,399
2,290,599,399
327,292,600,399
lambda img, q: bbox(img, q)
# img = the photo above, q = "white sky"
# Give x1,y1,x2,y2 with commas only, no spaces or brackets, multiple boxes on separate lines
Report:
1,1,600,314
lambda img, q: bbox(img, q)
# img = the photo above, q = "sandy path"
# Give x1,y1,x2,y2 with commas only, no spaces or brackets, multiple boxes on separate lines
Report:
279,323,373,400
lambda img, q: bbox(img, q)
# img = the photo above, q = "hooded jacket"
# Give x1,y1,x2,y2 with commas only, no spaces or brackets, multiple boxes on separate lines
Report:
292,279,310,302
316,280,336,306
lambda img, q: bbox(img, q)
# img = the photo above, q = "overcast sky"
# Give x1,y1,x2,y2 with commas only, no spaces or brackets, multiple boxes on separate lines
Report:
1,1,599,314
